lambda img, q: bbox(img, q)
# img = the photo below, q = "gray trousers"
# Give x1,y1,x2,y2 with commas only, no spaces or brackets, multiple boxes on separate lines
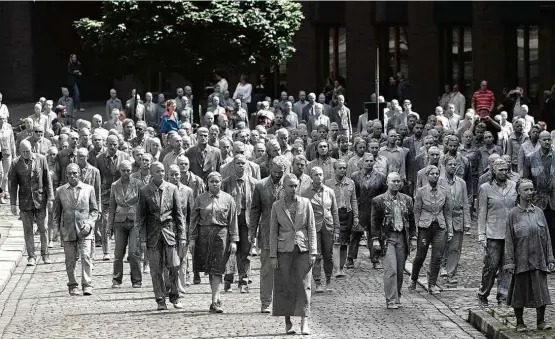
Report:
100,203,111,255
112,222,142,285
479,239,509,302
442,230,464,277
64,238,92,289
1,155,11,194
164,254,187,295
314,226,334,282
383,231,407,305
20,208,48,259
147,241,179,303
259,248,274,308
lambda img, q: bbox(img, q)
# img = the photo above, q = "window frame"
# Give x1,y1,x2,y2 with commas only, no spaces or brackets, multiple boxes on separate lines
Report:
440,25,473,100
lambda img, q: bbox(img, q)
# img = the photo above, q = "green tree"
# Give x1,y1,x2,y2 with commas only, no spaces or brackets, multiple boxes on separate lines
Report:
73,0,303,79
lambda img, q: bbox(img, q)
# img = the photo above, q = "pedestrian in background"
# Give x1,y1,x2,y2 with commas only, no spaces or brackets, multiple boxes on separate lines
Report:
68,54,85,112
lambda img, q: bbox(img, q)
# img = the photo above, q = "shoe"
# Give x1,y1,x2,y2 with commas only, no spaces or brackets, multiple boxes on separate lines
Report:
428,285,442,294
345,259,354,269
477,294,489,307
537,322,552,330
103,254,111,261
157,301,167,311
186,274,191,286
315,282,324,293
224,282,233,293
211,300,223,313
336,270,346,278
465,231,472,235
261,305,271,314
193,273,201,285
516,323,528,332
42,255,52,264
69,287,80,296
373,262,384,270
408,280,417,291
300,317,310,335
439,267,448,277
387,303,400,309
239,285,249,293
172,301,183,309
325,281,333,292
95,242,102,248
397,302,403,308
285,320,296,334
0,197,6,204
79,108,86,112
143,265,150,274
132,283,142,288
447,276,458,284
27,258,36,266
112,282,121,289
48,242,54,249
83,287,93,296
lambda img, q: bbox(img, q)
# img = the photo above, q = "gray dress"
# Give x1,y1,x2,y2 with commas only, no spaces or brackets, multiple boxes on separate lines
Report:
505,205,554,308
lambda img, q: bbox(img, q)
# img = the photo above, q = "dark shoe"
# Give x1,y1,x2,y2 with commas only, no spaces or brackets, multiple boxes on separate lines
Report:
285,319,296,334
69,287,80,296
213,300,224,313
373,262,384,270
477,294,489,307
428,285,442,294
157,301,167,311
261,305,271,314
82,286,93,296
408,280,417,291
537,322,552,330
224,282,233,293
516,323,528,332
315,282,324,293
132,283,142,288
111,282,121,289
345,259,354,269
42,255,52,264
193,273,201,285
239,285,249,293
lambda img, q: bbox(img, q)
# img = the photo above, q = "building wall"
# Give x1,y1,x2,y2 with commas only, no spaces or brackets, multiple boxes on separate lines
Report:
0,2,35,102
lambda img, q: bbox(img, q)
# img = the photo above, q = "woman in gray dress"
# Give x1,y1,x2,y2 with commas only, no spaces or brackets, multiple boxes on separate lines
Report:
189,172,238,313
505,179,555,332
270,173,317,335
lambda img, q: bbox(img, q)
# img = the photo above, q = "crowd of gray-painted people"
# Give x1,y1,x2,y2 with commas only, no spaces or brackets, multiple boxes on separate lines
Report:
1,74,555,334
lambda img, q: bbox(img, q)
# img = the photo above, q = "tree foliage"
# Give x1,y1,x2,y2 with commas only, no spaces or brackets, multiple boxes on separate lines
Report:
73,0,303,77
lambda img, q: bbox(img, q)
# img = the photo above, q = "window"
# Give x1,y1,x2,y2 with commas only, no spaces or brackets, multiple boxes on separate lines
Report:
517,25,539,104
441,26,473,99
388,26,409,78
328,27,347,82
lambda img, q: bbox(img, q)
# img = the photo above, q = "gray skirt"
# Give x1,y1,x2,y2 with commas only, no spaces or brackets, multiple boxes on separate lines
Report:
273,246,312,317
507,270,552,308
193,225,230,275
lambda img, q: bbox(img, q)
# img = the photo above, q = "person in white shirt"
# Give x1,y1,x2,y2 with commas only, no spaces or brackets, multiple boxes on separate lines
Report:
444,103,461,132
515,104,535,135
214,71,228,93
307,103,330,135
318,93,332,117
0,93,8,118
449,84,466,115
233,74,252,104
293,91,308,116
435,106,449,130
0,113,16,203
496,111,513,153
29,103,49,132
43,100,58,131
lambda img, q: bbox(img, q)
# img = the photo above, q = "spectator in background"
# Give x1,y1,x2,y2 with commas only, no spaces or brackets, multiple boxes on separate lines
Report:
233,74,253,107
0,92,8,118
542,85,555,130
472,80,495,113
438,85,453,110
67,54,84,112
450,84,466,115
386,76,398,102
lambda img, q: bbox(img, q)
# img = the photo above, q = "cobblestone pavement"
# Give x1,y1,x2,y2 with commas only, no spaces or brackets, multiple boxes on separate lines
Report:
0,235,485,339
410,220,555,338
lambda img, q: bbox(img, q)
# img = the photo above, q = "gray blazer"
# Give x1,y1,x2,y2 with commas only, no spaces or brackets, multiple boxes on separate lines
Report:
523,147,555,210
53,182,99,241
414,184,453,235
249,177,282,250
477,180,517,240
438,176,471,232
270,196,317,258
108,177,143,224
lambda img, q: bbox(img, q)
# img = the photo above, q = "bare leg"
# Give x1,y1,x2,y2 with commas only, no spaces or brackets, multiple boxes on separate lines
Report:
210,274,222,303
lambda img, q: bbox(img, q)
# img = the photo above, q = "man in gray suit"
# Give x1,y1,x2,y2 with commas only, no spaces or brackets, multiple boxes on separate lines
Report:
53,163,99,296
250,155,288,313
9,140,54,266
137,162,187,310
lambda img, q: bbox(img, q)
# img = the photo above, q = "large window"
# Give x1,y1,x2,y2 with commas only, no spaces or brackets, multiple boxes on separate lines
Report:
388,26,409,78
517,25,539,104
328,27,347,82
441,26,473,99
